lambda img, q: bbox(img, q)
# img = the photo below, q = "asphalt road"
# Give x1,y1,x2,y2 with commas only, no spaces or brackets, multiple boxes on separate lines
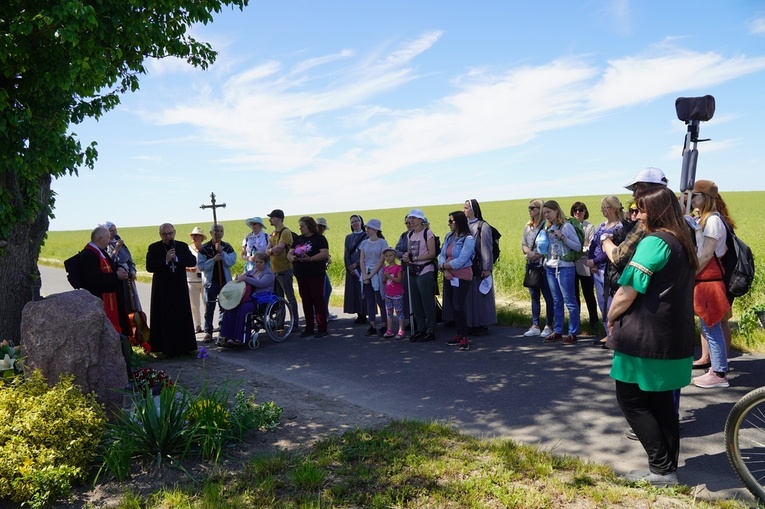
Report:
39,265,762,502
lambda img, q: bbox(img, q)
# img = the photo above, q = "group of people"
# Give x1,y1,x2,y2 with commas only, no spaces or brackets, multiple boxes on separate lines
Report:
519,167,739,486
77,174,738,487
341,200,498,351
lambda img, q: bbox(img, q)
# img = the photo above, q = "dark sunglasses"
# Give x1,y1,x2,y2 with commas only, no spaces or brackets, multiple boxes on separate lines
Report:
629,208,639,214
528,206,539,210
572,207,585,213
448,219,454,225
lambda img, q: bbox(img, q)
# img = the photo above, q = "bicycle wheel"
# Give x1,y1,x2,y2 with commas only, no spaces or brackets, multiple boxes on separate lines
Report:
725,386,765,502
264,296,294,342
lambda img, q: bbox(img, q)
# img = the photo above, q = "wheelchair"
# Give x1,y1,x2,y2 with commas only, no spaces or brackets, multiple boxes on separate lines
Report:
244,291,295,350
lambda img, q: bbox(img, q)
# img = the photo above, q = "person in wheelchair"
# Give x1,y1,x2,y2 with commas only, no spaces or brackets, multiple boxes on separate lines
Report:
219,252,275,347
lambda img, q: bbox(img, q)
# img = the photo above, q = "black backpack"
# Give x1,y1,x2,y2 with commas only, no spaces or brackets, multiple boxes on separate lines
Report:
476,221,502,263
64,252,83,289
716,215,755,298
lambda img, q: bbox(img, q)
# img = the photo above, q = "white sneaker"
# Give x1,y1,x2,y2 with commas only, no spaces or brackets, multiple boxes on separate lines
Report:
327,313,338,321
523,325,541,337
541,325,553,336
693,369,729,388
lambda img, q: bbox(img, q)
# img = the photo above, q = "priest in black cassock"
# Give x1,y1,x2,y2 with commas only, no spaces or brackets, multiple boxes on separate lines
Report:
146,223,197,356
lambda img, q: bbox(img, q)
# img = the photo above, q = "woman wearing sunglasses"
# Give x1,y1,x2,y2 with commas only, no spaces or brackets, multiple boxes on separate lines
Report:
521,199,554,337
586,196,625,345
570,202,599,330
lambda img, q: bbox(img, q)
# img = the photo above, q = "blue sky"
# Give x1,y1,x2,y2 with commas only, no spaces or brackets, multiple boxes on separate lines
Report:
51,0,765,231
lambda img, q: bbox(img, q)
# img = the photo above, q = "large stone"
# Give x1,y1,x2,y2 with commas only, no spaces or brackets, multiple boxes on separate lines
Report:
21,290,128,409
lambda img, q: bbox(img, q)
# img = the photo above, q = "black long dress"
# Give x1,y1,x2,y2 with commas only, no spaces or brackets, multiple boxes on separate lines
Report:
146,239,197,355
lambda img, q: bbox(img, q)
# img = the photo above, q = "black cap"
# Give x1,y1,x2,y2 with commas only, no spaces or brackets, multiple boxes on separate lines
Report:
267,209,285,219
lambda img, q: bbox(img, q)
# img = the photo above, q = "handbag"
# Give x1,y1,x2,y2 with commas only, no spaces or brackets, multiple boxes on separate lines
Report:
523,262,544,288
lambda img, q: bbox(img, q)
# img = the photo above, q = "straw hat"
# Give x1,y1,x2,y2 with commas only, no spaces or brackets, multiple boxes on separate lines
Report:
218,281,246,310
189,227,207,240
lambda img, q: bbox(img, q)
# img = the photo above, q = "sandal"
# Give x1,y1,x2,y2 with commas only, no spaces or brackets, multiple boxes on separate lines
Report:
383,330,395,338
394,332,405,340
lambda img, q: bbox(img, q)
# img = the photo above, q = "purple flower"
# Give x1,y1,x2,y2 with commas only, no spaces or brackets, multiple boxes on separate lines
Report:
197,347,209,360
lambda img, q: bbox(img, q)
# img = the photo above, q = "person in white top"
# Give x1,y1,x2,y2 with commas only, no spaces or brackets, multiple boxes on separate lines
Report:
690,179,733,389
186,226,206,333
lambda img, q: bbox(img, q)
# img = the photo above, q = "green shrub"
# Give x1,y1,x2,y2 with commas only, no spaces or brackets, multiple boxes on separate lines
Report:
187,387,231,462
0,371,106,508
108,384,197,470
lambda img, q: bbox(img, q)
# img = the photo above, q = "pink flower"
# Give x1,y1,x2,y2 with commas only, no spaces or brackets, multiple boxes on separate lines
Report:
294,242,312,257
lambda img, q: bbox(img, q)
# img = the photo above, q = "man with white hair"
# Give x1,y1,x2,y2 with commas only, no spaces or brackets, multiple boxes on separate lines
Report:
198,223,237,343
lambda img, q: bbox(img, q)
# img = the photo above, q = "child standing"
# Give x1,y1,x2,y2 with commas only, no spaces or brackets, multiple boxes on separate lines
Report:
381,248,406,339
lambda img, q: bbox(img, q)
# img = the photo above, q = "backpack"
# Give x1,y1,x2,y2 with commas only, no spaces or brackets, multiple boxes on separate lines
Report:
64,252,83,289
716,215,755,298
561,217,585,262
476,221,502,263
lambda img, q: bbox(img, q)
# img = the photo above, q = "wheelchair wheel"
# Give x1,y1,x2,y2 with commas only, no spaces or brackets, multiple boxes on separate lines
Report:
725,386,765,502
264,296,294,342
247,334,260,350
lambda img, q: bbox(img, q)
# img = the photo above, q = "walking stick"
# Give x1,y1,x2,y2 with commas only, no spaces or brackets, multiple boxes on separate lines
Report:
200,192,227,287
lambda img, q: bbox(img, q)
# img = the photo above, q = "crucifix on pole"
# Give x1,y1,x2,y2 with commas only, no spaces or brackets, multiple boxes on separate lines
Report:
200,192,227,287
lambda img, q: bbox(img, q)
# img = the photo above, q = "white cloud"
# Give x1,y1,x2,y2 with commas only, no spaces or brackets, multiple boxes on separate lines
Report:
750,17,765,35
589,45,765,110
136,32,765,215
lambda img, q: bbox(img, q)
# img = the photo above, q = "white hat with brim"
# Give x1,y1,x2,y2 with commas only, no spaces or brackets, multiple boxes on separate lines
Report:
189,227,207,241
317,217,330,229
218,281,246,310
624,167,668,191
364,218,382,231
245,217,265,227
407,208,426,220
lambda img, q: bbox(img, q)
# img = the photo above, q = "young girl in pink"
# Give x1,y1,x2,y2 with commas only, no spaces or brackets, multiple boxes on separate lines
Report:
381,248,405,339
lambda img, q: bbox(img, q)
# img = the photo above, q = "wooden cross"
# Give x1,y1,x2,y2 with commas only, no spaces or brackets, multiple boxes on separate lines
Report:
200,192,227,286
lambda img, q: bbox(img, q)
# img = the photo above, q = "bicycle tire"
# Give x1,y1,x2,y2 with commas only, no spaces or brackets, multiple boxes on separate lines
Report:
264,296,294,342
725,385,765,502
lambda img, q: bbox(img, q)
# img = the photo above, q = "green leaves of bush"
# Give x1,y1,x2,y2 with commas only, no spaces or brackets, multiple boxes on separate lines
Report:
0,371,106,508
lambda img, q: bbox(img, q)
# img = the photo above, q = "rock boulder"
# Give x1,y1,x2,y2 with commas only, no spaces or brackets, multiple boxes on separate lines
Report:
21,290,128,409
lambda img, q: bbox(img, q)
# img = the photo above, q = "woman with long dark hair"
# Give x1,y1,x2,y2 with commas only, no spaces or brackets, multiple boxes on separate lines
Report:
289,217,330,338
343,214,368,324
438,211,475,350
462,199,497,336
607,185,697,485
570,201,599,329
522,199,554,337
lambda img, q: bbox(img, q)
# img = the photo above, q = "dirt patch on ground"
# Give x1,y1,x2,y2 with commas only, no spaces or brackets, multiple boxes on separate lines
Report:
55,352,392,508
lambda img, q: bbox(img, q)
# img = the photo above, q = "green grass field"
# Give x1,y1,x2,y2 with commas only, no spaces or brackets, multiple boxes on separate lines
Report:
41,192,765,345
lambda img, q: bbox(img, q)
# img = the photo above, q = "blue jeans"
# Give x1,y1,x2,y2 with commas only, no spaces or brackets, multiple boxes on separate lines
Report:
529,272,554,327
699,318,728,373
545,265,579,335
